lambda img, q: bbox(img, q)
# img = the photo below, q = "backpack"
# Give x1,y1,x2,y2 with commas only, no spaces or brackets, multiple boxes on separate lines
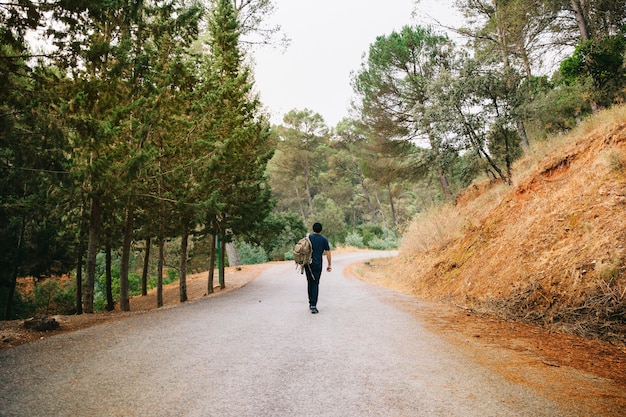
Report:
293,234,312,274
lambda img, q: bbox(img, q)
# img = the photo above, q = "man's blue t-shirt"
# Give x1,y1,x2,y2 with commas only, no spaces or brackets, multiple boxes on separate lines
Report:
308,233,330,271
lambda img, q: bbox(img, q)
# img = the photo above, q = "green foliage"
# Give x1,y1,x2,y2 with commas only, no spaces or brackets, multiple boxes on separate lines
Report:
560,33,626,107
345,232,365,248
166,269,178,285
449,152,483,190
518,76,593,137
358,223,384,247
236,241,269,264
353,25,458,198
488,127,524,169
267,109,330,218
361,227,400,250
26,280,75,317
310,195,347,245
241,212,306,261
367,236,399,250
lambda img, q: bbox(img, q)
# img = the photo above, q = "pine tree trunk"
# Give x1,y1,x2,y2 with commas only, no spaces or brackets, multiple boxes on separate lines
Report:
356,162,377,222
105,244,114,311
304,165,314,215
294,185,306,224
437,165,453,200
119,200,134,311
141,237,151,296
5,263,19,320
207,234,216,294
75,245,83,316
84,197,101,314
3,216,25,320
179,225,188,303
219,235,226,289
571,0,591,41
387,184,398,230
517,119,530,149
157,235,165,308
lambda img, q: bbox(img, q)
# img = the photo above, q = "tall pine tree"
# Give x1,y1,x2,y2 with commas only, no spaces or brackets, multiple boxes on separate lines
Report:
192,0,274,288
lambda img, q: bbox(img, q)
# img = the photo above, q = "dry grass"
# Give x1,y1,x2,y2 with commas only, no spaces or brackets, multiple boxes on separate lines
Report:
392,105,626,344
400,205,465,255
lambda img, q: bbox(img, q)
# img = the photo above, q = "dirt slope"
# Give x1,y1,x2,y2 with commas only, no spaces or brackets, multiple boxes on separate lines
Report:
398,105,626,344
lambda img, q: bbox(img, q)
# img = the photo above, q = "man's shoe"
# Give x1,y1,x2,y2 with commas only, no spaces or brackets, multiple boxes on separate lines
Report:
311,307,319,314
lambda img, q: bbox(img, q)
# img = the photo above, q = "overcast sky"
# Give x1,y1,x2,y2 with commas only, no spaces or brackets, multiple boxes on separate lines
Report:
251,0,462,127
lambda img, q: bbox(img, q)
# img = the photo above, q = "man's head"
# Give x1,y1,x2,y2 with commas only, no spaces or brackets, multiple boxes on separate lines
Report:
312,222,323,233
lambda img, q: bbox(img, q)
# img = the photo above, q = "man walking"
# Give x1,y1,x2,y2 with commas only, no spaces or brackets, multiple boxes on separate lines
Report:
305,222,331,314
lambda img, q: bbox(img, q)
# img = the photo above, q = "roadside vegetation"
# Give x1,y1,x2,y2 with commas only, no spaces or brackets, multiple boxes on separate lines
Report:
373,105,626,344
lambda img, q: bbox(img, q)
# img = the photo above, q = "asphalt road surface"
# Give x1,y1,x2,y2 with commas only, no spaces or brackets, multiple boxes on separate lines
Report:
0,252,604,416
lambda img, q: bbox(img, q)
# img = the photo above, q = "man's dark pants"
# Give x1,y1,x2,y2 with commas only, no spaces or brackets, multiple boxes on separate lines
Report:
305,264,322,307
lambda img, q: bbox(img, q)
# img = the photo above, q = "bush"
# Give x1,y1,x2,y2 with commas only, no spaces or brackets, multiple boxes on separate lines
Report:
24,279,75,316
165,269,178,285
367,236,399,250
518,75,592,138
236,241,269,264
358,223,384,247
345,232,365,248
560,34,626,107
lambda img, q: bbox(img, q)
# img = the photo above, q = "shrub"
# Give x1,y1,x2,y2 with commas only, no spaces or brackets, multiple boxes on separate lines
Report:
345,232,365,248
165,268,178,285
358,223,384,247
27,279,75,316
236,241,269,264
367,236,399,250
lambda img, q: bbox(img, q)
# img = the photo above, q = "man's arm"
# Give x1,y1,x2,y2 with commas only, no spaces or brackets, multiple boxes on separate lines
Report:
326,250,332,272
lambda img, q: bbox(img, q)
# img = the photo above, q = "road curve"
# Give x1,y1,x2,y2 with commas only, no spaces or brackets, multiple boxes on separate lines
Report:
0,251,589,416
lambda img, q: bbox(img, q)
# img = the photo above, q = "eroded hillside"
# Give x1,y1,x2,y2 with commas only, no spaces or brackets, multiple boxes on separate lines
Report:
398,105,626,344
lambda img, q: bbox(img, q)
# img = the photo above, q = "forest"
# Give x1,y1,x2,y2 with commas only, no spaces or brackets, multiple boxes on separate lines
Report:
1,0,625,319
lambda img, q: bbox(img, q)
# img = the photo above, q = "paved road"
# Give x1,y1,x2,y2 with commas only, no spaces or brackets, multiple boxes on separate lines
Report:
0,252,590,416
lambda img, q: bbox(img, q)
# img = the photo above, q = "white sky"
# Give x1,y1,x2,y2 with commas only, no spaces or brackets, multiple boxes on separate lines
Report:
251,0,462,127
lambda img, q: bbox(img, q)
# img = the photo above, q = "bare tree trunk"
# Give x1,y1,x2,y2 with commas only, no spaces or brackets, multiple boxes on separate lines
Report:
141,236,151,296
436,165,454,200
294,184,306,224
226,241,241,267
519,43,532,78
387,184,398,231
207,234,216,294
179,225,189,303
304,164,314,215
84,197,101,314
374,192,386,225
571,0,591,41
517,119,530,149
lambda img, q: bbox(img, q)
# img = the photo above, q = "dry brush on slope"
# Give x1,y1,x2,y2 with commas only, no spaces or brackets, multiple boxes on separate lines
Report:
397,105,626,344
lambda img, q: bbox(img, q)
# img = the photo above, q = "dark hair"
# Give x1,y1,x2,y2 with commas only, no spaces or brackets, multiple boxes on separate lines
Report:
312,222,322,233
